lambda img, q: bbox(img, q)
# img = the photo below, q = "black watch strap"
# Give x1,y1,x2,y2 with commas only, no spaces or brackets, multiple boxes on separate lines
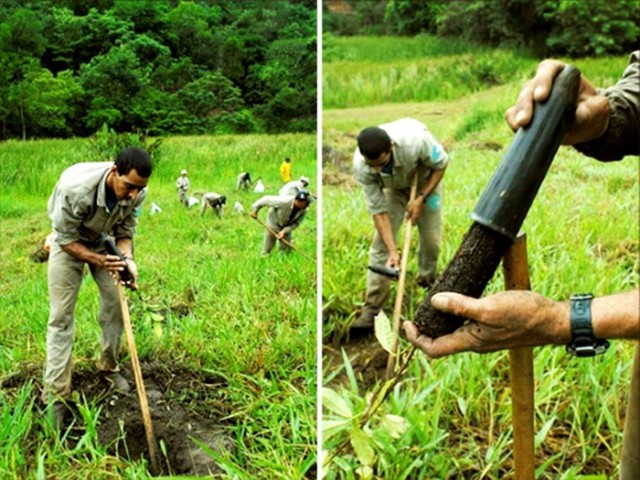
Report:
565,293,609,357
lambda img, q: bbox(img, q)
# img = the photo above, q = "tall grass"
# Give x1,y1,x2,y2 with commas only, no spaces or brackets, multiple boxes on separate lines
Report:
322,35,631,110
323,47,638,478
0,133,317,478
323,34,493,63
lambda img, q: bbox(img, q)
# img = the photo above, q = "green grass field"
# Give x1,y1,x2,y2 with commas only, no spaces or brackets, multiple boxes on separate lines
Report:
322,38,638,479
0,133,317,478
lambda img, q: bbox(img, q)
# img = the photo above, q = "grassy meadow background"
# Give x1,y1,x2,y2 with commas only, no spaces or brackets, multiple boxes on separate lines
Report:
322,37,638,479
0,133,317,478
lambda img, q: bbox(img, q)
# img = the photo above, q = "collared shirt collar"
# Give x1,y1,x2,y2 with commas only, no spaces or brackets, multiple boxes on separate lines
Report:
97,168,134,212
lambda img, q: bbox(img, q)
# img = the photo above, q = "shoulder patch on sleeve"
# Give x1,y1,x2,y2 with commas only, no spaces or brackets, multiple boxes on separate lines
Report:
431,144,443,162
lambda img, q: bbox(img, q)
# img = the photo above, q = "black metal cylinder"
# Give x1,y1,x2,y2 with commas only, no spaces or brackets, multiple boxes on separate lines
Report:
470,66,581,240
415,66,581,338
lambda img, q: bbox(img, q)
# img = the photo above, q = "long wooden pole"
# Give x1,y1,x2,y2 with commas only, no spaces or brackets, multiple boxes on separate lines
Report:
502,234,535,480
252,215,314,262
116,283,160,475
385,175,418,378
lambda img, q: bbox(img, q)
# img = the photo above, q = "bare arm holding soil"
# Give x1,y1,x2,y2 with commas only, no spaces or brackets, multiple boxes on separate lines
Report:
404,290,639,358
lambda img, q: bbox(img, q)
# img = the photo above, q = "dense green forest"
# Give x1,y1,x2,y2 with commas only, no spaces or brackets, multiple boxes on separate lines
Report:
0,0,316,139
324,0,640,57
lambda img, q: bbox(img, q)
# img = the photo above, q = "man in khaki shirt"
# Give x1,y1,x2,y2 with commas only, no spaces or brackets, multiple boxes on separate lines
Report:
353,118,448,328
44,147,152,428
250,190,311,255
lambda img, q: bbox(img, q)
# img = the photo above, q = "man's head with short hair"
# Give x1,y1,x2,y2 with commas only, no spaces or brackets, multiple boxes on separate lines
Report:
285,157,291,163
357,127,391,165
115,147,152,178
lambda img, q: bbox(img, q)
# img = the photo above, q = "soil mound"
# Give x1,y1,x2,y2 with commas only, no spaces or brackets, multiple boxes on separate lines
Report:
2,361,235,476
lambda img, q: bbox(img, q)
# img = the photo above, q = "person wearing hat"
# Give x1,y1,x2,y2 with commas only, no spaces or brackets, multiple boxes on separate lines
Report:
176,169,190,207
352,117,448,329
280,157,292,182
279,175,311,197
250,190,311,255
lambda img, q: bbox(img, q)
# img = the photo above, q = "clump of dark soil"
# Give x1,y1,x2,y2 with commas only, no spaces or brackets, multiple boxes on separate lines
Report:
414,223,512,338
2,361,235,477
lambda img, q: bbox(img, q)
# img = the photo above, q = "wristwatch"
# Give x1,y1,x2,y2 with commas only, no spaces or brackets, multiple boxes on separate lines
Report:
565,293,609,357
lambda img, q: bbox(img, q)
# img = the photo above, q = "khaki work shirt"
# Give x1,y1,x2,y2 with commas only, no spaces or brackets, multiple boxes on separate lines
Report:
48,162,146,246
353,118,448,215
251,195,307,233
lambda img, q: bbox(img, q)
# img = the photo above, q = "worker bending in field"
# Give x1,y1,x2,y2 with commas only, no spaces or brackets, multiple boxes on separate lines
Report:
279,175,310,197
200,192,226,218
44,147,152,428
237,172,252,191
251,190,311,255
352,117,448,329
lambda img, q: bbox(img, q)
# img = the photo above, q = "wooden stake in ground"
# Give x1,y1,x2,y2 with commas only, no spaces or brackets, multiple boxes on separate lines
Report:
116,282,160,475
385,175,418,378
502,234,535,480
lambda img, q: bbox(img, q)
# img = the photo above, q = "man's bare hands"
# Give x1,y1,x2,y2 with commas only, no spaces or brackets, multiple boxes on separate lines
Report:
103,254,138,290
406,198,422,225
505,59,611,145
385,250,400,269
403,291,569,358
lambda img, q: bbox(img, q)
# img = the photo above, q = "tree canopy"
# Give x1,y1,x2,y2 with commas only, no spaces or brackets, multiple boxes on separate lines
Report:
324,0,640,58
0,0,316,139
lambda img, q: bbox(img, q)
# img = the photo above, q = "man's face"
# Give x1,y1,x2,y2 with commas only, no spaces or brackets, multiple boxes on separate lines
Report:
365,150,392,173
112,167,149,201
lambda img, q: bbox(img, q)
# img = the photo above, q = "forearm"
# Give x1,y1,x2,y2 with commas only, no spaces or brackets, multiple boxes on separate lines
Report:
419,168,445,197
116,237,134,259
372,213,396,253
592,290,640,339
549,290,639,344
60,241,104,266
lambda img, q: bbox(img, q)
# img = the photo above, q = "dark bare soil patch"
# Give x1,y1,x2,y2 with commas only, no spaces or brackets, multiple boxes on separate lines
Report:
323,330,388,392
1,361,235,477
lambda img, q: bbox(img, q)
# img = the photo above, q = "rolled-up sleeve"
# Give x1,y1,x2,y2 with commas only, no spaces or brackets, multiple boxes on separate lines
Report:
353,150,388,215
419,132,448,170
574,51,639,161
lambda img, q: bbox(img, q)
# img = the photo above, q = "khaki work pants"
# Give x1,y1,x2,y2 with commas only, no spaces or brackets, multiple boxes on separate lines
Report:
178,189,188,206
43,243,123,401
262,224,293,254
362,183,442,321
620,343,640,479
